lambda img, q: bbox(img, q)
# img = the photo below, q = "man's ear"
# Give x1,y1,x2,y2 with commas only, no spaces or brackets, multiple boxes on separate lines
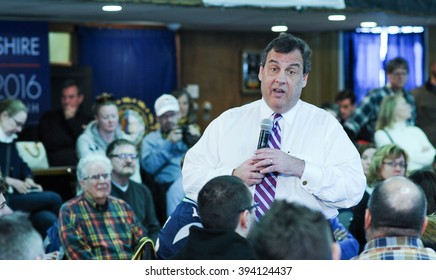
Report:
78,94,84,104
421,216,428,236
239,210,248,229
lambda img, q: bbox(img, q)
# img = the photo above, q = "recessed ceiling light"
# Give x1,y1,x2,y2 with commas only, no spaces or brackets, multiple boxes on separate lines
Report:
328,15,346,21
271,25,288,32
102,5,122,12
360,22,377,28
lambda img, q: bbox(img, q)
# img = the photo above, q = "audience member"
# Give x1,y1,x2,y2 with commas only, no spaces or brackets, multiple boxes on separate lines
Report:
344,57,416,143
182,33,365,222
0,177,13,216
0,211,45,260
335,89,356,124
408,170,436,251
76,93,141,183
38,79,92,166
107,139,160,242
0,99,62,238
172,175,256,260
329,216,359,260
374,94,435,172
422,215,436,251
170,89,201,148
349,144,408,252
250,200,340,260
58,154,144,260
412,58,436,147
408,170,436,216
353,176,436,260
358,143,376,177
141,94,187,224
155,196,202,260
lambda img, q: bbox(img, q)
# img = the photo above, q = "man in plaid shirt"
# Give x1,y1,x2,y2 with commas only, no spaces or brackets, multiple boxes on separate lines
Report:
59,154,144,260
353,176,436,260
343,57,416,143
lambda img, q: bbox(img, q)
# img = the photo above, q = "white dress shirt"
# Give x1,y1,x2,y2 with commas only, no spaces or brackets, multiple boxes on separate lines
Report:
374,122,436,172
182,99,366,219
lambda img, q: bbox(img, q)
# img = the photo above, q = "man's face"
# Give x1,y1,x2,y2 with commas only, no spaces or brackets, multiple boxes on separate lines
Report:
110,144,137,179
337,98,355,120
158,111,180,133
81,162,111,205
387,67,408,90
61,85,83,111
258,49,308,114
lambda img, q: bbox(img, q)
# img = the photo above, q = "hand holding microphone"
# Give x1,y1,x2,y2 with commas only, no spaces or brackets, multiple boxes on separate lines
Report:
257,118,273,149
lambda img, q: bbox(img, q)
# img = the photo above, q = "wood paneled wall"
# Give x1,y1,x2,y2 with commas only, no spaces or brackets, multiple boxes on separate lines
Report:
180,31,340,130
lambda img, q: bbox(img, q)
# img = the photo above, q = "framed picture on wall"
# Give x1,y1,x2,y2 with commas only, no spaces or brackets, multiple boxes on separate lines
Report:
241,50,262,94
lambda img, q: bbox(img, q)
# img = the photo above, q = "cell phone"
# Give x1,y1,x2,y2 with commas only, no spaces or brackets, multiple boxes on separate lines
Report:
27,186,41,192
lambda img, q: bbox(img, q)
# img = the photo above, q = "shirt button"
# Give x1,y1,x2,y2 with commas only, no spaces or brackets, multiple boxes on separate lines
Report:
302,181,308,186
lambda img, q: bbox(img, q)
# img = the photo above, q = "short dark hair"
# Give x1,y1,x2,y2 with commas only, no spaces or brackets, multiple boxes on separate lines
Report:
408,170,436,215
198,175,251,231
0,211,44,260
250,200,333,260
106,138,137,158
386,57,409,74
335,89,356,104
260,33,312,74
61,79,81,95
368,177,427,235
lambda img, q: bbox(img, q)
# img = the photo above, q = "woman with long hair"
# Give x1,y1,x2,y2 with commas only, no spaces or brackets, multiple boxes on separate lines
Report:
374,94,435,172
0,99,62,238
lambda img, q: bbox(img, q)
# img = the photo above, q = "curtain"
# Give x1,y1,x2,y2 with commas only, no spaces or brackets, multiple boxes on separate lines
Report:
385,33,424,91
351,32,381,103
77,27,177,112
347,31,424,103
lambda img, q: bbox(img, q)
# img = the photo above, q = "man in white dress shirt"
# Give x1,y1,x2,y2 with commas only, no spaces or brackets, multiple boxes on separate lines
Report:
182,33,366,219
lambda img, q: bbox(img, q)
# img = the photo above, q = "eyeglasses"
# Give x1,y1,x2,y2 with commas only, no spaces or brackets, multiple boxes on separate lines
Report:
109,153,139,160
83,173,110,181
239,202,259,213
382,161,407,168
10,116,25,128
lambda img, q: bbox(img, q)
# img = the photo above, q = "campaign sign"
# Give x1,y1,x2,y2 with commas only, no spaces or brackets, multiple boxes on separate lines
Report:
0,21,50,126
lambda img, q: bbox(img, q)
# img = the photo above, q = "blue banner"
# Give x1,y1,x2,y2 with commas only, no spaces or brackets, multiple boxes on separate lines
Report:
0,21,51,125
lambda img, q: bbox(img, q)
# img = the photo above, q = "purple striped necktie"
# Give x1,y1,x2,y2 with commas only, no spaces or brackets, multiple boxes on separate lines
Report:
254,113,282,221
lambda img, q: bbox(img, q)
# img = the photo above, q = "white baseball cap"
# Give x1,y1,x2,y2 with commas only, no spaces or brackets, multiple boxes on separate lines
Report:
154,94,180,117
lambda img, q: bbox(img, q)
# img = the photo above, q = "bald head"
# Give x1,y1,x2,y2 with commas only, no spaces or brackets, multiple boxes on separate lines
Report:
367,176,427,237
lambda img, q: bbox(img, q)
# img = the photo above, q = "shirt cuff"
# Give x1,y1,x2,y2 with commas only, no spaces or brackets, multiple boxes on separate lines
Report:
299,161,322,196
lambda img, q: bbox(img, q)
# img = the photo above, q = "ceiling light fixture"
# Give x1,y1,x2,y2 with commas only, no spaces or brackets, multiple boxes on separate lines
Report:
271,25,288,32
360,22,377,28
328,15,346,21
102,5,122,12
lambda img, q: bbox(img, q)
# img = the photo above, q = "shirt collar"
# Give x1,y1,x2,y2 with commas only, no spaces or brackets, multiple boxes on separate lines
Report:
83,191,109,211
259,98,301,127
111,180,129,192
364,236,424,251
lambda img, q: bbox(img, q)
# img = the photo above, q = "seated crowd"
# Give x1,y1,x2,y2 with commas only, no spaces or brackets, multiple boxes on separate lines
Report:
2,46,436,260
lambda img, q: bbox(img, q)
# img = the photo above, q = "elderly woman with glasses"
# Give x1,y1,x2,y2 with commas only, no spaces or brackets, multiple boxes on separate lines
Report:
0,99,62,238
349,144,408,253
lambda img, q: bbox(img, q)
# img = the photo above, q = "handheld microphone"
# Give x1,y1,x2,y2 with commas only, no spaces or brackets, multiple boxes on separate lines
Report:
257,118,273,149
